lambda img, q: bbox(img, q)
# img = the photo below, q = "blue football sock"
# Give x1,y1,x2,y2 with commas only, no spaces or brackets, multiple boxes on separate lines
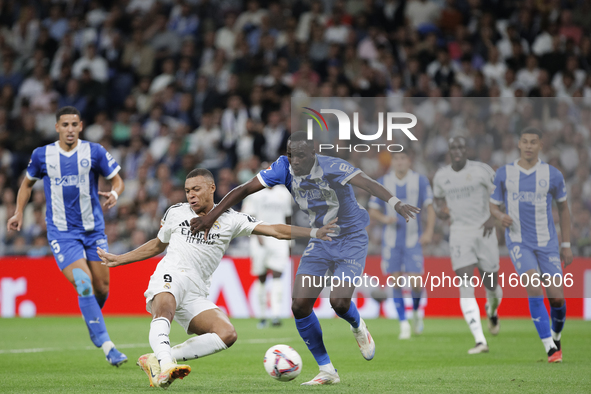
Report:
295,312,330,366
79,295,111,347
335,301,360,329
551,302,566,334
411,288,422,311
393,287,406,321
528,297,551,339
95,292,109,309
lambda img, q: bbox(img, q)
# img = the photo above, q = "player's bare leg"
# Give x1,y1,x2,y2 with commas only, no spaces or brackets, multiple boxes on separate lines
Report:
292,275,340,385
169,308,236,362
62,259,126,366
478,269,502,335
455,264,488,354
330,280,375,361
389,272,411,339
149,292,191,388
87,260,110,309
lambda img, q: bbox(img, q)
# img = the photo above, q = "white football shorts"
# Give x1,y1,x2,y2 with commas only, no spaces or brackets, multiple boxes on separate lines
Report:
449,229,500,273
144,263,218,334
250,236,291,276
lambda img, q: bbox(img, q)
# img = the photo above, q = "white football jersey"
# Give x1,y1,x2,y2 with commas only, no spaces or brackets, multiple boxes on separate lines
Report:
241,185,292,225
157,203,262,295
433,160,496,231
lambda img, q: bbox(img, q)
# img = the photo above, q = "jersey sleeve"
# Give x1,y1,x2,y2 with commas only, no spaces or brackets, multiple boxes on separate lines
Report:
232,211,263,238
419,175,434,207
490,167,506,205
325,157,361,185
94,143,121,180
549,167,567,202
432,170,445,199
157,206,176,243
26,147,44,180
257,156,289,188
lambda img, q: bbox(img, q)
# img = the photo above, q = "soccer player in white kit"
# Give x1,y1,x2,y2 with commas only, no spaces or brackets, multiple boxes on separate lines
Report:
242,184,293,328
97,169,336,388
432,137,503,354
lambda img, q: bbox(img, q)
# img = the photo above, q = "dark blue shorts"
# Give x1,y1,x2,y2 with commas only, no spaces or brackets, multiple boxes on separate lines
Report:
381,244,424,274
507,242,562,276
49,232,109,270
297,229,368,279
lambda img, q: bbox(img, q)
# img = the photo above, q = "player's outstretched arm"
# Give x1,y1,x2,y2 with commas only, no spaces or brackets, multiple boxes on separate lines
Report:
556,200,573,267
7,177,36,232
97,238,168,267
489,202,512,227
190,176,265,236
252,218,338,241
98,173,125,209
349,172,420,222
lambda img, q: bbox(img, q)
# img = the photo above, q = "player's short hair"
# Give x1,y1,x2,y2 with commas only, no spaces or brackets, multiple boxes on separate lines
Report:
56,106,81,122
288,131,314,148
519,126,543,139
186,168,215,182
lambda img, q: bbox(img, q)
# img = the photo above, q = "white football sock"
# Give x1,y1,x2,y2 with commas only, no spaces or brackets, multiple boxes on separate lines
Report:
149,317,174,366
257,280,267,319
101,340,114,356
486,285,503,317
542,337,557,353
459,284,486,345
319,362,336,373
171,333,228,361
551,329,561,341
271,277,282,319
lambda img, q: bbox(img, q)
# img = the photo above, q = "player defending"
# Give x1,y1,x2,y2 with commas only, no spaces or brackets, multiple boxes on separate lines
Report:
189,131,420,385
489,127,572,363
98,169,336,388
368,150,435,339
433,137,503,354
7,106,127,366
242,184,293,328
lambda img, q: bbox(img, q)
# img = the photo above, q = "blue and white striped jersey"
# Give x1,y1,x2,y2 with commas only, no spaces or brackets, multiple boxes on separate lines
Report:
368,170,433,249
26,140,121,239
490,159,567,248
256,155,369,236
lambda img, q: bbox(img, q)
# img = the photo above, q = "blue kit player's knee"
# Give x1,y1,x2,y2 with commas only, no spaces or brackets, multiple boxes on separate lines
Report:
49,238,86,270
73,268,93,297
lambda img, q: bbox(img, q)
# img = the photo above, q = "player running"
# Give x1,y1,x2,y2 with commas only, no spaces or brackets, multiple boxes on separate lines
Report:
7,106,127,366
98,168,337,388
242,184,293,328
489,127,572,363
433,137,503,354
368,150,435,339
189,131,420,385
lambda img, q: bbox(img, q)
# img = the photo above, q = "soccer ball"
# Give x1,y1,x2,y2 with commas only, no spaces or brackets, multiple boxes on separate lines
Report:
263,344,302,381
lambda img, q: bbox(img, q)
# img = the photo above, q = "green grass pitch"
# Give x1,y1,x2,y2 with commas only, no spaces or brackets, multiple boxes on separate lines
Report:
1,317,590,393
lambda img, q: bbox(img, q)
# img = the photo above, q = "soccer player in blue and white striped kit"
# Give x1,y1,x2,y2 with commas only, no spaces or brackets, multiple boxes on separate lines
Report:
189,131,420,385
490,127,573,363
7,106,128,366
368,150,435,339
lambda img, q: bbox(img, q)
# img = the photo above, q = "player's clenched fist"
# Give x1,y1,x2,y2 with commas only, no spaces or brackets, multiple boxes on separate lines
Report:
499,213,513,228
395,202,421,222
7,212,23,232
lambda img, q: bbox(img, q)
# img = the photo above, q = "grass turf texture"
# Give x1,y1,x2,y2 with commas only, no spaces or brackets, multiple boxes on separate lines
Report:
1,317,590,393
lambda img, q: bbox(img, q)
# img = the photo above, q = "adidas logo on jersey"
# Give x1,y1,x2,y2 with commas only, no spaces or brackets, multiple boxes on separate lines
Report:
179,220,190,227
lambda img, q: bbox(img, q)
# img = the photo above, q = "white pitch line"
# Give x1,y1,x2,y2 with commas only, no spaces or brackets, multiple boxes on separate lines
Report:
0,337,297,355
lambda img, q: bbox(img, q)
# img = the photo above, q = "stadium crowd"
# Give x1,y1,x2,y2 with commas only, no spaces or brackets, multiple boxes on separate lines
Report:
0,0,590,257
